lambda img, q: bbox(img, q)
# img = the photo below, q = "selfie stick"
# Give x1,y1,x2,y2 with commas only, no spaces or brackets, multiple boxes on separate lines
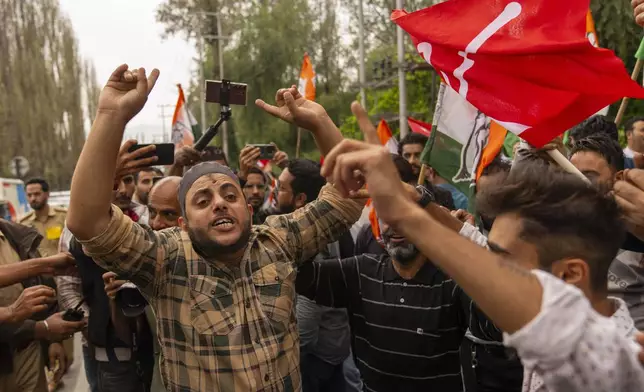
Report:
194,80,232,151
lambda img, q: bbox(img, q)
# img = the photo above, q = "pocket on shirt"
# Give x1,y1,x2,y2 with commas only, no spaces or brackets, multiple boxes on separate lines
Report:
252,263,295,324
189,275,236,335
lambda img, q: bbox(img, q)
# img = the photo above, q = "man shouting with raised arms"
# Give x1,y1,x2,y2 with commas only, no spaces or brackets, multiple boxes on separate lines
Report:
321,139,644,392
66,65,364,391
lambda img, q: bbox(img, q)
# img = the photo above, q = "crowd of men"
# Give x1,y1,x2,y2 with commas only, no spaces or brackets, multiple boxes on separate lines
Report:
4,3,644,392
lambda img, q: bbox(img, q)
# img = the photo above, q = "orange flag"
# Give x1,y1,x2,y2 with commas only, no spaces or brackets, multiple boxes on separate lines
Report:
298,53,316,101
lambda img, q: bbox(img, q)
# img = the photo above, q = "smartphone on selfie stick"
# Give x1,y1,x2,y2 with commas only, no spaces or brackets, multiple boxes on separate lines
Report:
193,80,248,151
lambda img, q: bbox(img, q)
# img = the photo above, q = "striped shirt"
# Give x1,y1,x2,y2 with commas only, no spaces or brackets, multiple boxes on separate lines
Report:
78,184,363,392
296,253,500,392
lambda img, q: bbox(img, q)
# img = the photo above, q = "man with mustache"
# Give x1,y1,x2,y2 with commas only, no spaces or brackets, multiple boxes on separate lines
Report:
319,139,644,392
296,180,497,391
66,65,364,391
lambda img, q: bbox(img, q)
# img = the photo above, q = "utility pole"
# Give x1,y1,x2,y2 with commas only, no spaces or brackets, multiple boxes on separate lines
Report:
358,0,367,109
158,104,174,143
197,24,207,137
192,11,231,157
216,13,228,158
396,0,408,137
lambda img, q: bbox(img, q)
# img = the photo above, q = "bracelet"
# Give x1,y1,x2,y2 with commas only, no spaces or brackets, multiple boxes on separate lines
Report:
43,320,50,333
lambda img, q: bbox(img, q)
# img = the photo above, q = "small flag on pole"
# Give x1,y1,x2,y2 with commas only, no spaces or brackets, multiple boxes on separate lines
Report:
419,83,507,209
407,117,432,137
376,119,398,154
171,84,197,149
298,53,316,101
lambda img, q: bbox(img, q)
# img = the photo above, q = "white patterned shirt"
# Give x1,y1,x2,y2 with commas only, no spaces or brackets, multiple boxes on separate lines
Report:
459,223,644,391
506,271,643,392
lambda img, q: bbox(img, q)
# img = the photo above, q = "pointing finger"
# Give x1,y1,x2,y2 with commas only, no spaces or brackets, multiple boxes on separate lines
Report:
136,68,148,96
255,99,283,119
147,68,161,94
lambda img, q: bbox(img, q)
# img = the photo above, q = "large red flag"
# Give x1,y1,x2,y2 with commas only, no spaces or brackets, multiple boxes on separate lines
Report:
392,0,644,147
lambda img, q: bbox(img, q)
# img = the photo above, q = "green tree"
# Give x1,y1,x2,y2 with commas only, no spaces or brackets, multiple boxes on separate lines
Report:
0,0,99,190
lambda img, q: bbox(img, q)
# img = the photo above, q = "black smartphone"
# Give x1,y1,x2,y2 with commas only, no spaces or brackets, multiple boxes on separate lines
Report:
128,143,175,166
249,144,276,160
206,80,248,106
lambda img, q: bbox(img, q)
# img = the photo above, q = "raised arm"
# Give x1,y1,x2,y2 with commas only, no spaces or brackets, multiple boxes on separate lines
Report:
321,140,541,334
67,65,159,240
265,184,365,265
255,86,341,156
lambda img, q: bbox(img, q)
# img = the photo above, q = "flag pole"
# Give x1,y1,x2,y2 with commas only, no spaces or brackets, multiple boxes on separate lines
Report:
615,38,644,127
296,128,302,158
546,149,590,184
417,164,428,185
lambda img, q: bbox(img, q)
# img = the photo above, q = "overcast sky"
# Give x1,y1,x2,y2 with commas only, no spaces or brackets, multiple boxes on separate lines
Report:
59,0,197,142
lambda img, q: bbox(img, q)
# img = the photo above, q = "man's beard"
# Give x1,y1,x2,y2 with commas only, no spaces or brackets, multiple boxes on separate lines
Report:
278,201,295,214
384,242,420,265
29,202,45,211
187,219,252,259
248,197,264,210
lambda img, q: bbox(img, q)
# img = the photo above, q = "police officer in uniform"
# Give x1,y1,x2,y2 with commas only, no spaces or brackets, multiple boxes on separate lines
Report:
19,178,67,258
18,178,74,383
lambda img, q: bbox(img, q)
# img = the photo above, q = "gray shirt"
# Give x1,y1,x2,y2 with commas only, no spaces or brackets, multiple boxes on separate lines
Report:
296,241,351,366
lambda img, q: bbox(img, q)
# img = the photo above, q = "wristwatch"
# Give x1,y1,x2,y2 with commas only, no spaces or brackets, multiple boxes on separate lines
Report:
415,184,435,208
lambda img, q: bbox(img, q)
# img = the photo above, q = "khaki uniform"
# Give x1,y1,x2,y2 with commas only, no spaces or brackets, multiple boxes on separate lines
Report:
18,206,67,258
0,232,46,392
18,207,74,368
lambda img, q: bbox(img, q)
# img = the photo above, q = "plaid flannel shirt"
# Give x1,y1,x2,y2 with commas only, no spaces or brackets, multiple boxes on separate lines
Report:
79,184,363,392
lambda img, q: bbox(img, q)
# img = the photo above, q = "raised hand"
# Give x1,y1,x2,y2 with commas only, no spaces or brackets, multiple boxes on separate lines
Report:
615,169,644,240
238,145,261,180
321,139,410,224
451,209,475,226
633,0,644,26
115,139,158,181
98,65,160,124
272,147,289,169
255,86,330,132
351,101,380,145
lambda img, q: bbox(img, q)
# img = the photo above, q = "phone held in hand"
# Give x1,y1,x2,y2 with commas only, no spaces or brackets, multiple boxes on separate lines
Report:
128,143,175,166
248,144,276,160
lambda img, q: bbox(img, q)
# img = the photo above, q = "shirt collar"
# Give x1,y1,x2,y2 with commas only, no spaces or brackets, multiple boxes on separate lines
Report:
609,297,636,338
383,256,439,284
47,207,56,218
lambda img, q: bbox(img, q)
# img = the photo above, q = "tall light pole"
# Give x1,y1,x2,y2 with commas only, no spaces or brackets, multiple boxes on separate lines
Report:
192,11,230,156
396,0,408,137
197,23,207,136
216,13,228,158
358,0,367,109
